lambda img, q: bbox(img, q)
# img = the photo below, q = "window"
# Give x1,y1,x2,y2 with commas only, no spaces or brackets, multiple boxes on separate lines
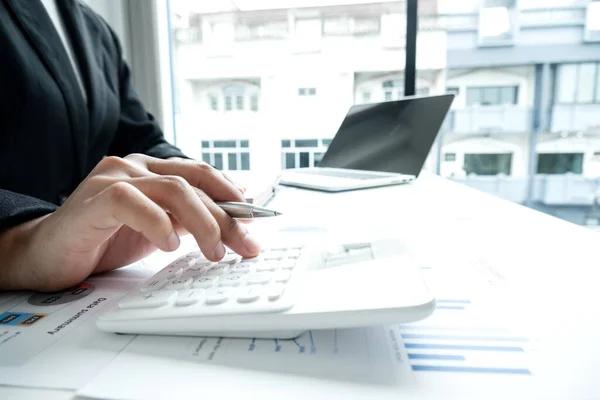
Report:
416,87,430,96
447,87,460,95
444,153,457,162
537,153,584,175
235,95,244,110
466,86,518,106
209,95,218,110
384,91,392,101
464,153,513,175
295,139,319,147
478,1,515,46
298,88,317,96
362,91,371,103
284,153,295,169
236,20,288,41
557,63,600,103
224,95,232,111
201,140,251,171
556,64,577,103
299,152,310,168
280,139,331,169
585,1,600,41
250,95,258,111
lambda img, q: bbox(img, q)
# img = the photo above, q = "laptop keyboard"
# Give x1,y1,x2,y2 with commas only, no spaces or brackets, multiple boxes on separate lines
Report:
298,168,396,180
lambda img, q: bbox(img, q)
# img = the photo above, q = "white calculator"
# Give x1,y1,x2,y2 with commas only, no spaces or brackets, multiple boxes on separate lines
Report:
96,239,435,339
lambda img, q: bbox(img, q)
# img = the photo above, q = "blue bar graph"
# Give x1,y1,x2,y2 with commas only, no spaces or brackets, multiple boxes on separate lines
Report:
407,353,465,361
411,365,531,375
401,333,528,342
404,343,524,352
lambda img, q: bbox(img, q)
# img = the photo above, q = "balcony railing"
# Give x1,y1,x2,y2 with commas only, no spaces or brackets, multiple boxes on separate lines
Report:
452,174,600,206
551,104,600,133
444,107,532,134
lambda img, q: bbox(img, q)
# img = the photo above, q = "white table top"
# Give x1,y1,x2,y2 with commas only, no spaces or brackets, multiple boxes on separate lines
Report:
3,173,599,399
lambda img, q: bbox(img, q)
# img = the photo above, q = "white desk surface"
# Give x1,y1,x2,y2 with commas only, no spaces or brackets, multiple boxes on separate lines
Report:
3,173,600,399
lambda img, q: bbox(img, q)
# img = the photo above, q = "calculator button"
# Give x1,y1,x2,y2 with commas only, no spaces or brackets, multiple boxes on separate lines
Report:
160,266,183,279
190,259,215,268
205,288,233,305
181,266,207,278
187,251,204,258
245,272,272,285
193,276,218,288
256,261,279,272
241,255,263,263
266,284,285,301
280,259,296,270
119,291,176,309
264,250,286,260
139,278,168,293
219,254,242,265
273,271,291,283
205,264,229,276
218,274,245,287
230,263,253,273
236,286,262,303
176,289,205,306
165,277,193,290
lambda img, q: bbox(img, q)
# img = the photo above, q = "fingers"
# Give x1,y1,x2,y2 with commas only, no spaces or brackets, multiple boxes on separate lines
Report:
131,155,246,203
81,182,179,252
128,176,259,259
190,187,260,258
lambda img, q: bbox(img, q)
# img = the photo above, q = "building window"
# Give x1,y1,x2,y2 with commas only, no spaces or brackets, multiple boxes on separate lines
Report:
464,153,512,176
298,88,317,96
585,1,600,41
447,87,460,95
466,86,518,106
201,140,251,171
235,20,289,41
281,139,332,169
382,79,403,100
250,95,258,111
225,95,233,111
537,153,584,175
362,91,371,103
236,95,244,110
557,63,600,104
208,95,218,110
444,153,457,162
478,1,515,46
416,87,430,96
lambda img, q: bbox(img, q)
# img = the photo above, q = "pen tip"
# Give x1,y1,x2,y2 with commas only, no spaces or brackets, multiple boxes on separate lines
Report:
275,211,283,216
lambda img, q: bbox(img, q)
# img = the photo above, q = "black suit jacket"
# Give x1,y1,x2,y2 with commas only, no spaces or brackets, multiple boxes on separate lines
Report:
0,0,187,231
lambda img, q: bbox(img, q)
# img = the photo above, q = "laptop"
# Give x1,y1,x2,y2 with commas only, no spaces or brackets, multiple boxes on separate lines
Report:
279,94,454,192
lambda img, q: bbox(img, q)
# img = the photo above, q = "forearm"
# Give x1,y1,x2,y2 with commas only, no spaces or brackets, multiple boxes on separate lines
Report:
0,215,46,290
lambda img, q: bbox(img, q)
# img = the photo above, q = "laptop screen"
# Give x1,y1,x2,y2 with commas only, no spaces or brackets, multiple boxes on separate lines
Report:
319,94,454,177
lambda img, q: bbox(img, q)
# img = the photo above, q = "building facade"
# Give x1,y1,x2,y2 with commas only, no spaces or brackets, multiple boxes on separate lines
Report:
170,0,600,225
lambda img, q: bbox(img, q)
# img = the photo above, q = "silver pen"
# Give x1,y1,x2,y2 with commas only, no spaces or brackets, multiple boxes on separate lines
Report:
216,202,282,218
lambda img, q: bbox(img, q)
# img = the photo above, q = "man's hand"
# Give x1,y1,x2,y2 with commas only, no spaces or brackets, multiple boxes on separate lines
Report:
0,154,260,291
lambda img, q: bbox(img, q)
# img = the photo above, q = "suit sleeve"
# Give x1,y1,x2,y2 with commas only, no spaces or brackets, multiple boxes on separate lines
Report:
104,24,188,160
0,189,57,231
